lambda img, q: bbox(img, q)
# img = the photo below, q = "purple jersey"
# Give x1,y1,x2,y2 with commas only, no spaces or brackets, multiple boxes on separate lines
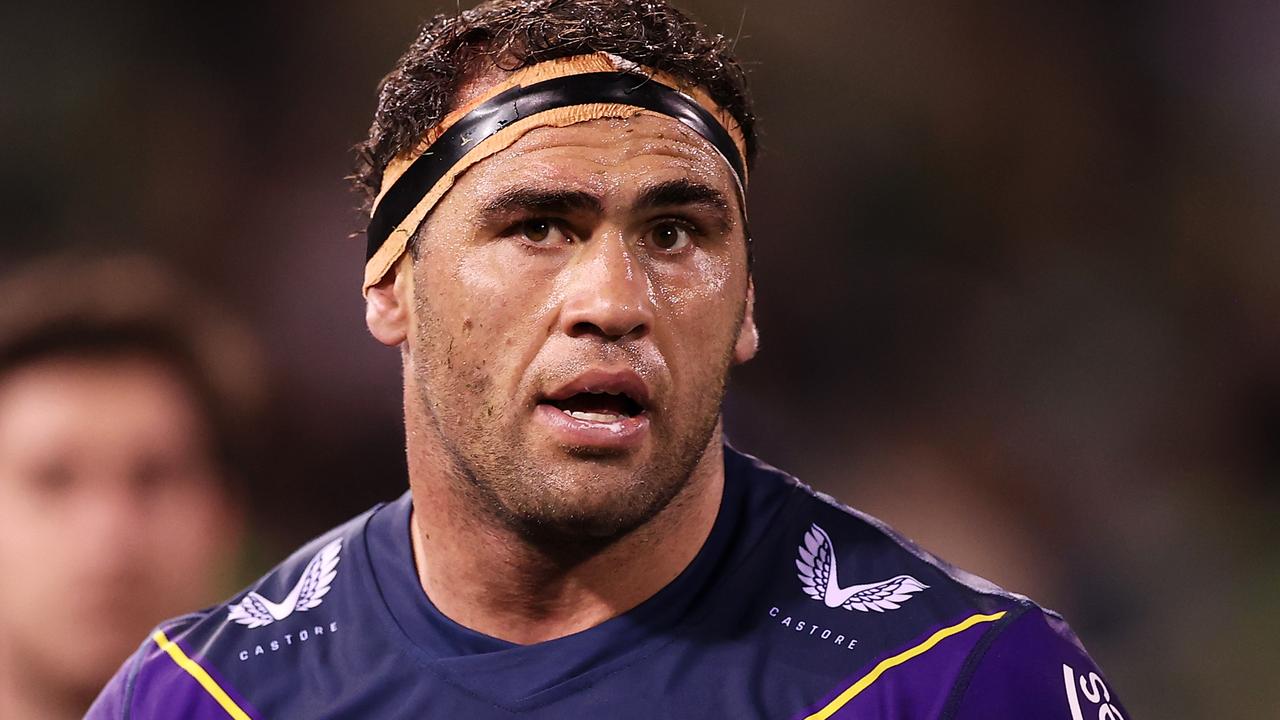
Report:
87,446,1128,718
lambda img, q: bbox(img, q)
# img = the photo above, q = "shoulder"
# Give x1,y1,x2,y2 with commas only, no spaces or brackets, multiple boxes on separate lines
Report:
85,503,386,720
795,472,1032,610
942,605,1131,719
728,444,1030,615
725,446,1128,717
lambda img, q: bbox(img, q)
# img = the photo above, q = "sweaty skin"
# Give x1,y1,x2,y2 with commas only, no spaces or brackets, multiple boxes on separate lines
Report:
366,111,758,645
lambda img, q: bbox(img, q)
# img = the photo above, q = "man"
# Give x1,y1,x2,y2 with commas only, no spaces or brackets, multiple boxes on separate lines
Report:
90,1,1129,717
0,256,252,720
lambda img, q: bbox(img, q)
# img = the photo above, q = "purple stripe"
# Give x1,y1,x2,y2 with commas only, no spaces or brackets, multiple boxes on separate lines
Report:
127,637,260,720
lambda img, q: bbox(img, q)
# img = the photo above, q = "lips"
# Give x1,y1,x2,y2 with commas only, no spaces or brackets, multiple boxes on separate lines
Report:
534,369,652,449
538,369,651,422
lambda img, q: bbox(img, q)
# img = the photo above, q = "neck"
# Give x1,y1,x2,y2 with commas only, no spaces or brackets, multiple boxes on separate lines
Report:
406,432,725,646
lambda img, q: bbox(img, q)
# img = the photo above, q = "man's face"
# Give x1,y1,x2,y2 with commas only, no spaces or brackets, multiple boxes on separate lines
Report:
395,112,755,539
0,356,239,696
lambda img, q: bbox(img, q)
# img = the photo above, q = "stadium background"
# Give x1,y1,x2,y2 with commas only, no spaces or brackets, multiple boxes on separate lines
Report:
2,1,1276,716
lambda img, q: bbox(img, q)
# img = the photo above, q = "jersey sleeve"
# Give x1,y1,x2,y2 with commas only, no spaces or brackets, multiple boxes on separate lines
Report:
84,617,254,720
84,641,145,720
948,606,1130,719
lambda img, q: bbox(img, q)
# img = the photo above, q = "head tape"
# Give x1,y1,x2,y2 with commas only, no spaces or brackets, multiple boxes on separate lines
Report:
363,53,749,293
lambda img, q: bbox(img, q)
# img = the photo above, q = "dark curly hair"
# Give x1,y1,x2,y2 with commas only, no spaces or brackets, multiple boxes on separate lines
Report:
351,0,757,212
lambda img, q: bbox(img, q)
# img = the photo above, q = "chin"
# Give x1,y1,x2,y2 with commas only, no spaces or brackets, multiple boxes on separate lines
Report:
497,460,685,543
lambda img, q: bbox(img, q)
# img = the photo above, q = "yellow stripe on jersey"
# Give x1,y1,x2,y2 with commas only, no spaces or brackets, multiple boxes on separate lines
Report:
152,629,253,720
803,610,1008,720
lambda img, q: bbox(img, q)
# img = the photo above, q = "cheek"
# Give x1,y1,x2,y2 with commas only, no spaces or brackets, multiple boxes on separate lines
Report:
146,489,231,587
685,250,733,302
650,250,740,340
644,251,745,403
0,479,44,590
0,472,73,563
455,248,566,322
415,247,558,399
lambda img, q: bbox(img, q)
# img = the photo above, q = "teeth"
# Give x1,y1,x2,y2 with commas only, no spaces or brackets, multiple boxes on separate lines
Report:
565,410,622,423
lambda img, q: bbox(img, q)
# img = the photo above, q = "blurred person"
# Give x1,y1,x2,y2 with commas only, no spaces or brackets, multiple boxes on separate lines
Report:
90,1,1128,718
0,255,258,720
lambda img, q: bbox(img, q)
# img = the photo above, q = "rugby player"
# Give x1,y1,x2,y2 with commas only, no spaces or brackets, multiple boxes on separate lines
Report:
89,1,1129,717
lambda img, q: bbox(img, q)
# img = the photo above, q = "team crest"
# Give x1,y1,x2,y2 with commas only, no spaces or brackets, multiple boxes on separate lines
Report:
796,524,928,612
228,538,342,628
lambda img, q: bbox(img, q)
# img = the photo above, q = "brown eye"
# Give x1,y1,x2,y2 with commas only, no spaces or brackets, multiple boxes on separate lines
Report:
520,219,555,244
649,222,691,251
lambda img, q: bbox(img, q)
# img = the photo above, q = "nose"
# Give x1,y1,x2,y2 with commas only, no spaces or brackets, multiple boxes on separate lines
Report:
78,475,148,569
557,234,654,341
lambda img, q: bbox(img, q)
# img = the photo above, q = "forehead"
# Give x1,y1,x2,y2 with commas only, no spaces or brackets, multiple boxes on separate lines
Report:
451,113,741,207
0,357,199,433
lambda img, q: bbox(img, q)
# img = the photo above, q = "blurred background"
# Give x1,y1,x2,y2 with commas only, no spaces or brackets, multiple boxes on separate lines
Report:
1,0,1276,716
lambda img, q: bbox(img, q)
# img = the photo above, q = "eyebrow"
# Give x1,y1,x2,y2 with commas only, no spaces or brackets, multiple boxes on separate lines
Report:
634,179,730,215
636,179,734,235
478,188,604,222
476,178,734,229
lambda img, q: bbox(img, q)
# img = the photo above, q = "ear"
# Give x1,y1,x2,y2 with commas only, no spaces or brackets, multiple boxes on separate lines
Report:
365,255,414,347
732,279,759,365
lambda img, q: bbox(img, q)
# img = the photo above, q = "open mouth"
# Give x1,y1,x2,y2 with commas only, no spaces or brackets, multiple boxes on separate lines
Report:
537,369,652,428
541,390,645,423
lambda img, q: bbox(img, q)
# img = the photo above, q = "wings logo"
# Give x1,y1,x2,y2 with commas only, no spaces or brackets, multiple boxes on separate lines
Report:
796,524,928,612
228,538,342,628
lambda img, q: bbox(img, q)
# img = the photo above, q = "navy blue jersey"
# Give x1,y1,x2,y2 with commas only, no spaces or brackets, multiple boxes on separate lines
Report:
88,446,1128,718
